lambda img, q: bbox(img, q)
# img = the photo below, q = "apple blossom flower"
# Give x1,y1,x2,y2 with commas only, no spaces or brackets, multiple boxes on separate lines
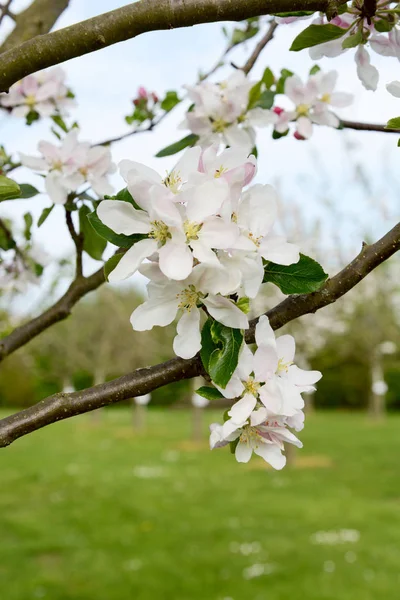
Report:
354,45,379,91
20,129,115,204
0,67,74,119
130,262,248,359
276,71,353,139
181,70,277,150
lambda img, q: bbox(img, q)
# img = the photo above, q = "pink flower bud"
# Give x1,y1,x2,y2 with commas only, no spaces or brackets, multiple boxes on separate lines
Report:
294,131,305,141
151,92,159,103
138,86,148,99
273,106,284,116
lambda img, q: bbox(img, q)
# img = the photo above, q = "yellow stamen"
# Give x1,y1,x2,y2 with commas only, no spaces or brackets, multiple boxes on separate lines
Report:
296,103,310,116
149,220,170,244
184,220,202,242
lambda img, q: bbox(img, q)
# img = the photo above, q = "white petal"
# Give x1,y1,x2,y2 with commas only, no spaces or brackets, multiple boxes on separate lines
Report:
228,393,257,424
254,443,286,469
198,217,238,249
355,45,379,92
97,200,151,234
203,295,249,329
158,240,193,280
286,365,322,386
387,81,400,98
235,441,253,463
215,375,244,399
185,178,229,222
296,116,313,139
119,159,161,184
150,191,183,228
130,295,178,330
250,407,268,426
259,379,283,414
108,238,158,281
276,335,296,364
255,315,276,349
19,153,47,171
45,173,68,205
190,239,220,266
173,308,201,359
239,184,278,238
253,345,279,383
259,236,299,265
236,343,254,381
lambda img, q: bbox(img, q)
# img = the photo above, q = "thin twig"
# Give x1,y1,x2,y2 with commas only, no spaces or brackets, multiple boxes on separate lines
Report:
242,20,278,75
65,208,83,278
341,119,399,134
0,221,398,447
0,0,14,27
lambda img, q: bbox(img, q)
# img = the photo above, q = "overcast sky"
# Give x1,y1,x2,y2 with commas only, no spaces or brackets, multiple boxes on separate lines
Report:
1,0,399,312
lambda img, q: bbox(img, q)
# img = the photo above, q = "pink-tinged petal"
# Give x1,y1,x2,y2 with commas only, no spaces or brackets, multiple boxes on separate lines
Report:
210,423,233,449
370,34,394,57
253,345,279,383
387,81,400,98
286,365,322,386
202,295,249,329
235,441,253,463
158,240,193,280
355,45,378,91
286,410,305,432
285,75,306,105
228,393,257,424
198,217,238,249
255,315,277,349
97,200,151,235
130,295,178,331
254,443,286,469
311,109,340,128
250,407,268,426
38,140,60,162
173,308,201,359
276,335,296,364
296,116,313,139
199,144,219,173
108,238,158,282
185,178,229,222
21,75,38,96
259,235,299,266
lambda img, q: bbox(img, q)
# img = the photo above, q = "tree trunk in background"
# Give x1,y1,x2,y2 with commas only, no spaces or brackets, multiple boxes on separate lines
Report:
0,0,70,54
285,443,296,467
368,359,386,420
133,402,146,432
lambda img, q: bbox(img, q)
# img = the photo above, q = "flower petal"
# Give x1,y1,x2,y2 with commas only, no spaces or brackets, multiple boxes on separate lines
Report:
228,393,257,424
254,443,286,469
173,308,201,359
158,240,193,280
203,295,249,329
97,200,151,234
235,441,253,463
108,238,158,282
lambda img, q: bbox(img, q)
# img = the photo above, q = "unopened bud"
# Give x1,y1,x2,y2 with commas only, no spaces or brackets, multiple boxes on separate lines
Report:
294,131,305,141
273,106,284,116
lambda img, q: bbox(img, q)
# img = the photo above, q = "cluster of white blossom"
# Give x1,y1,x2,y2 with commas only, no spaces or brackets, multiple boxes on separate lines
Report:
273,70,353,139
97,145,299,359
20,129,116,204
0,67,74,119
210,316,321,468
280,2,400,91
181,68,352,146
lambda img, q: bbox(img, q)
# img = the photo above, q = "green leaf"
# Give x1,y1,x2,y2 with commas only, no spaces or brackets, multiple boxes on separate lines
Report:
397,138,400,147
263,253,328,295
256,90,275,110
38,205,54,227
79,205,107,260
114,187,142,210
51,114,69,133
195,386,224,401
104,253,124,281
231,24,259,45
19,183,40,199
236,297,250,314
200,319,214,374
386,117,400,130
0,175,20,201
0,224,15,250
161,91,181,112
23,212,33,241
26,110,39,126
87,210,145,248
230,438,239,454
374,19,394,33
247,81,262,110
262,67,275,89
290,24,348,52
208,321,243,388
156,134,199,158
276,68,294,94
342,29,363,49
309,64,321,75
272,129,289,140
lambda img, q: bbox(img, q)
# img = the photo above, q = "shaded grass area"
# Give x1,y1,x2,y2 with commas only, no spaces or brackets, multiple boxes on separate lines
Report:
0,409,399,599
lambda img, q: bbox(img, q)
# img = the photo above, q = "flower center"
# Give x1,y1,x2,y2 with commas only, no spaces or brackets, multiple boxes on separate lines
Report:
243,377,260,396
277,358,292,373
51,160,64,171
212,118,228,133
149,220,170,244
162,170,182,194
184,220,202,242
320,93,331,104
239,425,262,445
176,285,200,312
296,103,310,116
79,166,88,177
214,165,228,178
24,94,37,107
248,231,262,247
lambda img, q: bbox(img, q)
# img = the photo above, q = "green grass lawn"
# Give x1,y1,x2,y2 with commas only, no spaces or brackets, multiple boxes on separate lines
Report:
0,408,399,600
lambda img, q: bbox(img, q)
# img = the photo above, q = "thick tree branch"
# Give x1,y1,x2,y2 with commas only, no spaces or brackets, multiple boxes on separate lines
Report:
0,0,347,92
0,264,106,362
0,220,398,447
0,0,70,54
242,20,278,75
